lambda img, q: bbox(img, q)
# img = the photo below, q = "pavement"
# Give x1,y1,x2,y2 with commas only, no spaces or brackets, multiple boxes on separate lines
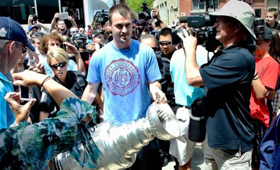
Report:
163,144,205,170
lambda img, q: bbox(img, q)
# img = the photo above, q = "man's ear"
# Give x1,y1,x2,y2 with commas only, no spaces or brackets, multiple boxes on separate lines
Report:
7,41,15,54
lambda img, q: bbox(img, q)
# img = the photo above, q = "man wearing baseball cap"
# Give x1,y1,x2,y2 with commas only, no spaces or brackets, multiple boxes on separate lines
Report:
0,17,35,130
177,0,256,169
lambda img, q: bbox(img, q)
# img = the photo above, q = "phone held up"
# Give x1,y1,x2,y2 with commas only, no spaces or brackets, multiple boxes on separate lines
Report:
59,12,69,20
19,86,33,101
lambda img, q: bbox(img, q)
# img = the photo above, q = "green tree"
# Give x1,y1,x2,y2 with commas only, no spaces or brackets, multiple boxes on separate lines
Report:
126,0,153,13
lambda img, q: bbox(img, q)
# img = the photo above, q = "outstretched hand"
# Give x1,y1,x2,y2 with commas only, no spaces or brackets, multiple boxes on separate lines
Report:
151,88,167,104
13,70,46,87
177,28,198,53
5,92,36,125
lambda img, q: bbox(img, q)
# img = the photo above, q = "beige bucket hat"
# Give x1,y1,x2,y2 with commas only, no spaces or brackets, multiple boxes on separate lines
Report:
210,0,256,40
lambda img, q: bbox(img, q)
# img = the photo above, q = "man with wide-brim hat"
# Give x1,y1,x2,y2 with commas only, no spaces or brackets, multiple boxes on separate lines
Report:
176,0,256,169
0,17,36,130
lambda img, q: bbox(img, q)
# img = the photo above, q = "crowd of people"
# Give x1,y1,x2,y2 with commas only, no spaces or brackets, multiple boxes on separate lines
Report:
0,0,280,170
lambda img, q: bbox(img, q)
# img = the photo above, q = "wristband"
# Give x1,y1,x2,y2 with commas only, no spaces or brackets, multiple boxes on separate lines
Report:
40,76,51,89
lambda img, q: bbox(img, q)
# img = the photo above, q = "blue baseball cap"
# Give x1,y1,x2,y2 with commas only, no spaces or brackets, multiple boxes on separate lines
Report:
28,25,39,32
0,17,35,51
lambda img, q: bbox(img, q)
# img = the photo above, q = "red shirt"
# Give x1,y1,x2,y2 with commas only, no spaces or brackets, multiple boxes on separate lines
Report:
250,56,280,127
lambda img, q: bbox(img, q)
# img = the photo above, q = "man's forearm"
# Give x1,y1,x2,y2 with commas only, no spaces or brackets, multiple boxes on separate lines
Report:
252,78,268,100
185,50,204,87
74,53,86,74
81,84,98,105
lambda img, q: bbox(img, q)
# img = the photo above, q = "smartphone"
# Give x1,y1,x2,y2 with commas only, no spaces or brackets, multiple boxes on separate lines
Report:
59,12,69,20
19,86,33,101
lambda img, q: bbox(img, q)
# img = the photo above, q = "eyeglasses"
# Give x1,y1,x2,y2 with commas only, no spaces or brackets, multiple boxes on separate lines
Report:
159,41,172,46
50,62,67,69
71,30,78,33
22,46,27,54
15,42,27,54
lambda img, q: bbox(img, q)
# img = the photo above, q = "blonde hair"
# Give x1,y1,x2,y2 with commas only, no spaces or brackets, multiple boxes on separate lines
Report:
47,47,68,66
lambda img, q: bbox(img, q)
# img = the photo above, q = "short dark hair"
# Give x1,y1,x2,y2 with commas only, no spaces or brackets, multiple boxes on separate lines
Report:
108,4,131,23
159,27,172,37
267,8,279,19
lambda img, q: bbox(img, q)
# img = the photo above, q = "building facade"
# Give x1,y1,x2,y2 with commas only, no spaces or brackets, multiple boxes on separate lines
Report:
0,0,116,28
154,0,280,26
153,0,180,26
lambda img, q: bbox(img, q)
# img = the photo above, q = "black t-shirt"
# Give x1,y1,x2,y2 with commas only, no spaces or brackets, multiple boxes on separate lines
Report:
199,43,255,152
39,71,86,117
156,51,175,106
266,21,280,30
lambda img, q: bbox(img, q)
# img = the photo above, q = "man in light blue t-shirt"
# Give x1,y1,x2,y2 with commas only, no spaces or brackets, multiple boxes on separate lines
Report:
169,46,211,170
82,4,165,170
82,4,164,124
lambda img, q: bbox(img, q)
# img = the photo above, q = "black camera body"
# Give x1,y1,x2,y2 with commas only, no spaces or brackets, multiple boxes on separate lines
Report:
93,10,108,26
179,14,221,52
254,18,265,40
72,33,87,49
32,14,38,22
136,12,153,34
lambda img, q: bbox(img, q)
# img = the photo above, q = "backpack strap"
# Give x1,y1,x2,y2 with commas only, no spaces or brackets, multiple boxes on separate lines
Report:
72,71,87,92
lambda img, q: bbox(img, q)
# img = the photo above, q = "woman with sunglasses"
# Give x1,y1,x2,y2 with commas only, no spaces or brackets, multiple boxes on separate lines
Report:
39,32,86,77
39,47,87,121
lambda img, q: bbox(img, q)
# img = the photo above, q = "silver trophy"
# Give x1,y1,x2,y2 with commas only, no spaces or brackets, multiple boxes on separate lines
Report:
54,101,180,170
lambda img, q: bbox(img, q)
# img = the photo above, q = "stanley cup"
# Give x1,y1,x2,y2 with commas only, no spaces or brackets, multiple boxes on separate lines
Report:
54,101,180,170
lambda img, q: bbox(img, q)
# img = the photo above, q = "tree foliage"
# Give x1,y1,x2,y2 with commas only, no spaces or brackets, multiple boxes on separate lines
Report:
126,0,153,13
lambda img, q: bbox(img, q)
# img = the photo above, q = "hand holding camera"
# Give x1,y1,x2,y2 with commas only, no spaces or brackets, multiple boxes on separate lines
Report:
177,28,198,53
5,92,36,126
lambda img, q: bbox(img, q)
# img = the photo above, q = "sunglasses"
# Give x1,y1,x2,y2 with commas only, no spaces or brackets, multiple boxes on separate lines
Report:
50,62,66,69
22,46,27,54
71,30,78,33
159,41,172,46
15,42,27,54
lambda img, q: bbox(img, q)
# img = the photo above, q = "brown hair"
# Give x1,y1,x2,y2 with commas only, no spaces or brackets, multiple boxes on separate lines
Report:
108,4,131,23
267,8,279,19
39,32,64,54
269,29,280,63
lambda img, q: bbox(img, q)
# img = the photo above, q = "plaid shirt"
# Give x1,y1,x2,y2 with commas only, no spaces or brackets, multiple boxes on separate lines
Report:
272,92,280,113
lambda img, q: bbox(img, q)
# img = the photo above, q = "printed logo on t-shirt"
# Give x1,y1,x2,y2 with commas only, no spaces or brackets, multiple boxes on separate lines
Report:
104,58,140,96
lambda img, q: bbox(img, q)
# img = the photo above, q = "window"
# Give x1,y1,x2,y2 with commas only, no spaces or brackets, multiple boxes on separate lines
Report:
60,0,85,26
36,0,59,23
253,0,264,3
192,0,219,11
0,0,34,24
255,9,262,18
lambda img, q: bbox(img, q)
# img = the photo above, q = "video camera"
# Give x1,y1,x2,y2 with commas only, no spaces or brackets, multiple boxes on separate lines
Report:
93,10,108,26
253,18,265,40
136,11,153,34
179,14,221,52
32,14,38,22
71,33,87,49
